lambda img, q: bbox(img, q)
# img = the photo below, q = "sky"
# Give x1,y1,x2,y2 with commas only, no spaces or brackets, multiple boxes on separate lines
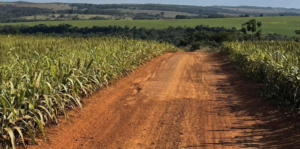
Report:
3,0,300,8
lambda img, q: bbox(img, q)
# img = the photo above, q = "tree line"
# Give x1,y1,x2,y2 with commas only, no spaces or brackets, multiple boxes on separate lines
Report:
0,24,236,46
0,22,298,51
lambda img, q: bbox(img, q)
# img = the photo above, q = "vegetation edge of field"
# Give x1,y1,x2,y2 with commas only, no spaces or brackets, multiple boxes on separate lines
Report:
2,16,300,36
221,41,300,114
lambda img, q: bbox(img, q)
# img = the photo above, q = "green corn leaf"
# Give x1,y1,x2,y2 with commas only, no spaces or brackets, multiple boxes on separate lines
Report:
13,126,26,147
4,127,16,149
86,59,94,71
34,117,46,138
50,61,56,79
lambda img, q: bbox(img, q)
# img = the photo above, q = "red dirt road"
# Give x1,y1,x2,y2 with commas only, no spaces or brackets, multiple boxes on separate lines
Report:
29,52,300,149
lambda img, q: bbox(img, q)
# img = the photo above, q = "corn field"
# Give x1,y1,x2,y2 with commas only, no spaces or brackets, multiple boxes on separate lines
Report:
0,35,178,148
221,41,300,113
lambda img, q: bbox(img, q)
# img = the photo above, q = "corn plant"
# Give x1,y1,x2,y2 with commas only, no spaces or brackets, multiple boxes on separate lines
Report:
221,41,300,112
0,35,178,148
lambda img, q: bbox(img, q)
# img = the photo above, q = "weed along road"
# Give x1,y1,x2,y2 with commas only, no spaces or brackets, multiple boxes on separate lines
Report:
29,52,299,149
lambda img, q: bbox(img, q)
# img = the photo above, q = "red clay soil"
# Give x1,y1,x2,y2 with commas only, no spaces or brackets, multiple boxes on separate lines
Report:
28,52,300,149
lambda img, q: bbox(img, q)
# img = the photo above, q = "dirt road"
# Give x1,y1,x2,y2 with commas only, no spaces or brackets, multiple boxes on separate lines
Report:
30,52,300,149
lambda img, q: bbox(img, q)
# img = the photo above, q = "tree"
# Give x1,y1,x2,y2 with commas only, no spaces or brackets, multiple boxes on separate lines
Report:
241,19,263,40
68,9,74,14
239,14,250,17
59,14,65,18
175,15,188,19
72,15,80,20
160,12,165,18
260,14,264,17
295,30,300,35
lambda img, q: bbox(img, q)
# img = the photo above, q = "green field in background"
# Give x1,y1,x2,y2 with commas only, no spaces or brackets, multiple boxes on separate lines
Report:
1,16,299,36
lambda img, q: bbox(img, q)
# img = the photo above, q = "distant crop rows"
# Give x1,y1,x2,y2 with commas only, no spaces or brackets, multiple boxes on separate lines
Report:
0,35,178,148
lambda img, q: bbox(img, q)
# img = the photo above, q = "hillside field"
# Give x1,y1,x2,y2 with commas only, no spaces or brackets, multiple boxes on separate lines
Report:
114,8,199,18
223,7,300,14
1,16,299,36
21,14,117,20
0,2,71,10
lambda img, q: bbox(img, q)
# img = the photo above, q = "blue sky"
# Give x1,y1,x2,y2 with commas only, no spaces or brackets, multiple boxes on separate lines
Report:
3,0,300,8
